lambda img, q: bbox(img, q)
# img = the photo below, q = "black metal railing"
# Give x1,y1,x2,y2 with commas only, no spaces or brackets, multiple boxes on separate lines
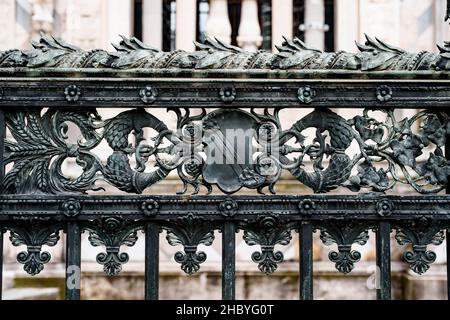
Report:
2,32,450,300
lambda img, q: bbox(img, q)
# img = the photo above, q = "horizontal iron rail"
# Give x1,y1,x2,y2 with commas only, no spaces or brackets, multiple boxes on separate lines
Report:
1,78,450,109
1,195,450,219
2,69,450,79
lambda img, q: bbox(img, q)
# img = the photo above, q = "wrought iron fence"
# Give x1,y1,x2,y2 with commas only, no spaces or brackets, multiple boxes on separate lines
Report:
2,31,450,300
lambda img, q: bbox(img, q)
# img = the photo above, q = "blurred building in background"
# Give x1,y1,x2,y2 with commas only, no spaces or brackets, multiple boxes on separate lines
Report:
1,0,450,300
1,0,449,53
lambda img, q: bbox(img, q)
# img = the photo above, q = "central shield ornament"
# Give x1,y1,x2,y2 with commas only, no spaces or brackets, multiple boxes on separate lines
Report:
202,109,261,193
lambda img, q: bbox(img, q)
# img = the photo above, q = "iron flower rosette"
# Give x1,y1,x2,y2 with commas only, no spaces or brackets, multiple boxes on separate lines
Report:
376,85,392,102
141,199,159,216
219,198,238,217
376,199,394,217
297,86,316,104
62,199,81,217
219,86,236,103
64,85,81,102
139,86,158,104
298,199,316,215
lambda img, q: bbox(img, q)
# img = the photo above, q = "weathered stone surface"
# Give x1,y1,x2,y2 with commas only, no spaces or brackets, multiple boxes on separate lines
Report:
76,262,412,300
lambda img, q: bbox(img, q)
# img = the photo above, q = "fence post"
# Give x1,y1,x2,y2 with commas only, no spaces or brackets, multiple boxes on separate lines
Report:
0,110,4,300
299,222,313,300
222,221,236,300
145,222,160,300
376,222,391,300
446,132,450,300
65,222,81,300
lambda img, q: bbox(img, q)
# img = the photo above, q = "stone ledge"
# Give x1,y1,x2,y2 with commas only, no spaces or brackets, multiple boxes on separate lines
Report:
3,288,59,300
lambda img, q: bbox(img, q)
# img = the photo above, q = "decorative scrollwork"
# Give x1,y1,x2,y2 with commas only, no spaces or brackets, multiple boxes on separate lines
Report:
2,107,178,195
342,109,450,194
3,108,103,194
84,217,141,276
163,215,216,275
102,109,175,193
394,219,445,274
240,216,295,274
4,105,450,195
8,222,61,275
318,222,370,274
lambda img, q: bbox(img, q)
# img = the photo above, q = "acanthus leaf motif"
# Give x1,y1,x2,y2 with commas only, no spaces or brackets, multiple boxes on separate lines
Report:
241,216,295,274
85,217,140,276
163,215,216,275
3,107,450,195
0,33,445,71
8,222,61,276
319,222,369,274
394,220,445,275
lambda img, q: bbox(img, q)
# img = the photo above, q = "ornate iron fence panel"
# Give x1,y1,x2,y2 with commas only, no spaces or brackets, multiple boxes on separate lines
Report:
2,28,450,300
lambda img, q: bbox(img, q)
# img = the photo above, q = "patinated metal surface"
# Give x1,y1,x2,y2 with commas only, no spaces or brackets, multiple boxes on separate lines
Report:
1,33,450,71
0,32,450,301
0,194,448,279
2,107,450,195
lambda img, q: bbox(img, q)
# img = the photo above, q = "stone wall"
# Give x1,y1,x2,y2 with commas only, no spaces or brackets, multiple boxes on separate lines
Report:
6,262,447,300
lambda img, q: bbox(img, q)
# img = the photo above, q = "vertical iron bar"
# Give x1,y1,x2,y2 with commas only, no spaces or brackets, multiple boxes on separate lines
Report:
446,126,450,300
145,222,159,300
260,0,272,50
447,229,450,300
0,109,4,179
0,110,5,300
376,222,391,300
299,222,313,300
0,229,3,301
65,222,81,300
446,0,450,21
222,221,235,300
